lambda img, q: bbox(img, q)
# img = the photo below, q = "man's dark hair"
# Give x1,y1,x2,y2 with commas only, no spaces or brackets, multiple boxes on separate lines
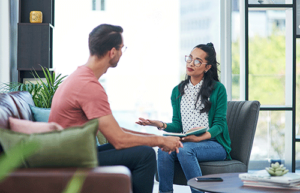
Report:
88,24,123,58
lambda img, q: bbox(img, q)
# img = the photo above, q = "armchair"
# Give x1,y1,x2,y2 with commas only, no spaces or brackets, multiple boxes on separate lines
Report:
156,100,261,185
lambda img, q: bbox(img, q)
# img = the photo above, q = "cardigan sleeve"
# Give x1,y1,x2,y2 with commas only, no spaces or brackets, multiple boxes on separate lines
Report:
207,84,227,138
165,86,182,133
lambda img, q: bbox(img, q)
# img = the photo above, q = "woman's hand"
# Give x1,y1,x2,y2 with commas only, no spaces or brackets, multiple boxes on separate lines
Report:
135,118,163,128
181,132,212,142
180,135,201,142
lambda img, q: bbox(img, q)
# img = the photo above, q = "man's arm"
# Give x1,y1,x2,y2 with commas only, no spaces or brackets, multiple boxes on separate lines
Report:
121,127,154,136
98,115,182,152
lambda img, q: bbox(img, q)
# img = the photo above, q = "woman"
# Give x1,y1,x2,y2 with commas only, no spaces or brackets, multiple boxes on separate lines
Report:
136,43,231,193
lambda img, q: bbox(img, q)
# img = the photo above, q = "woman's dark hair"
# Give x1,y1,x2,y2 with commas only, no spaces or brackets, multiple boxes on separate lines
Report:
178,42,220,113
89,24,123,58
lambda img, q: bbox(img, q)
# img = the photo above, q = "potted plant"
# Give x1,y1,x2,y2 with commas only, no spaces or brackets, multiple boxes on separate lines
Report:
0,66,67,108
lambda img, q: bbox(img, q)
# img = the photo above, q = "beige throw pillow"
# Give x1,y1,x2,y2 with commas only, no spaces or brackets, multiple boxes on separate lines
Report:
9,117,63,134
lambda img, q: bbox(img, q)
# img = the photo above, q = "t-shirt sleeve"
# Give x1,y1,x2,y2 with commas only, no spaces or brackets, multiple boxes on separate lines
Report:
77,81,112,120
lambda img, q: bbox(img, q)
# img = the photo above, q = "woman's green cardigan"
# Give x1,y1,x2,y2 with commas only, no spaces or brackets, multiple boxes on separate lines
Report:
165,81,232,160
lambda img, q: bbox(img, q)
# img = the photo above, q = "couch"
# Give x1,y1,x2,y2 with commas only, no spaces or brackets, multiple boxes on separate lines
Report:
0,91,132,193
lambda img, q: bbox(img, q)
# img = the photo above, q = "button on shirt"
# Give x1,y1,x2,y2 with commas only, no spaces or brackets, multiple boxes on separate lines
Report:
180,80,209,133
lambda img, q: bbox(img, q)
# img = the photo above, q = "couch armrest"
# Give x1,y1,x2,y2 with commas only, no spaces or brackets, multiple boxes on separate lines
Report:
0,166,132,193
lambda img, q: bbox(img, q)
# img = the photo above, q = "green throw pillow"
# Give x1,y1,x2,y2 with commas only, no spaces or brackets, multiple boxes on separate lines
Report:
0,119,99,168
97,131,108,145
29,105,51,122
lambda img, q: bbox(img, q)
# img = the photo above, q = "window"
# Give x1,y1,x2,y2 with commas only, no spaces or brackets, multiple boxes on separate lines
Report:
54,0,221,136
92,0,105,11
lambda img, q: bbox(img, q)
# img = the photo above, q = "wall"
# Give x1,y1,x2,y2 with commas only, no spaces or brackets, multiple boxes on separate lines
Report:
0,0,10,84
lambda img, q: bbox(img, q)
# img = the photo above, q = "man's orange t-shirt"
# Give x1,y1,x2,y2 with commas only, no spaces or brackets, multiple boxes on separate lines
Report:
48,66,112,128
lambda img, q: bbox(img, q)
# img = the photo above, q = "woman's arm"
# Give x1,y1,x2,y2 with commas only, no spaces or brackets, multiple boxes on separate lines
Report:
164,86,182,133
135,118,164,128
207,84,227,138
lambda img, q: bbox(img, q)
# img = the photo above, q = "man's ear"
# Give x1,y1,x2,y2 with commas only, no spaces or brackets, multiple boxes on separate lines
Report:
109,47,117,59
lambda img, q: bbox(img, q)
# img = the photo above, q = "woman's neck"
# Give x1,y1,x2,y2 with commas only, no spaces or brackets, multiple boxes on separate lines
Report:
190,74,204,86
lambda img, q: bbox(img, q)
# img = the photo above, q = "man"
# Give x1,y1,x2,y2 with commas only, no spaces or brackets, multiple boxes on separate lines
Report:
49,24,183,193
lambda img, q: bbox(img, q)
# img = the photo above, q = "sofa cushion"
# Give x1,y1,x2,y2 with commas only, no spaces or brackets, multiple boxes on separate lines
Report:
29,105,51,122
0,93,19,129
200,160,247,175
9,117,63,134
9,91,34,120
0,91,34,129
0,119,99,168
0,91,35,154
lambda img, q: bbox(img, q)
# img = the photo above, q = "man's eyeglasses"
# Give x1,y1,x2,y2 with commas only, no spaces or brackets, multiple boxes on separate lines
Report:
121,46,127,53
185,55,207,67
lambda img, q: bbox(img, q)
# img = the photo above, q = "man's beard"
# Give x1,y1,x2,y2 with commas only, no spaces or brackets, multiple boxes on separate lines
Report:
109,55,120,68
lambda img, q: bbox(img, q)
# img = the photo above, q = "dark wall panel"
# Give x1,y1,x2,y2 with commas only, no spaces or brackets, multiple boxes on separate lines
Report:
17,24,51,70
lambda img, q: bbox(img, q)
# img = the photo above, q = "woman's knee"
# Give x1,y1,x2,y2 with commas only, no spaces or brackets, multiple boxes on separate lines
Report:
158,148,175,159
177,144,194,157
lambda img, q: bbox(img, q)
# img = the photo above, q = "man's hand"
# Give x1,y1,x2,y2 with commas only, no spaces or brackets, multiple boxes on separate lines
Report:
160,136,183,154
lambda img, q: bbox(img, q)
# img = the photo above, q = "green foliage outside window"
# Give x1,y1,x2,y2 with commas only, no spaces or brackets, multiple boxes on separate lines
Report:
232,33,300,160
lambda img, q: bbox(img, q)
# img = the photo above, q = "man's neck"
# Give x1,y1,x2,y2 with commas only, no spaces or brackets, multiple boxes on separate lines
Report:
85,55,110,79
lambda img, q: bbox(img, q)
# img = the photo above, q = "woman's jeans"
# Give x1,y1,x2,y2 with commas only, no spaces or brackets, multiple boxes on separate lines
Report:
157,139,226,193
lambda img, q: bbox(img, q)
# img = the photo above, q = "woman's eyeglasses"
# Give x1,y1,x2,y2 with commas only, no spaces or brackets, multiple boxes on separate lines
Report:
185,55,207,67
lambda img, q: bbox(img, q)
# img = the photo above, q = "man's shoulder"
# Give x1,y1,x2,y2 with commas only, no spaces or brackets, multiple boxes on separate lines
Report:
69,66,97,81
64,66,102,90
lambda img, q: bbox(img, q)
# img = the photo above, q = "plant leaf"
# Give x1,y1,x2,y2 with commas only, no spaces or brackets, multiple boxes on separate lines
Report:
62,170,87,193
45,67,53,86
53,71,56,84
0,82,21,93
